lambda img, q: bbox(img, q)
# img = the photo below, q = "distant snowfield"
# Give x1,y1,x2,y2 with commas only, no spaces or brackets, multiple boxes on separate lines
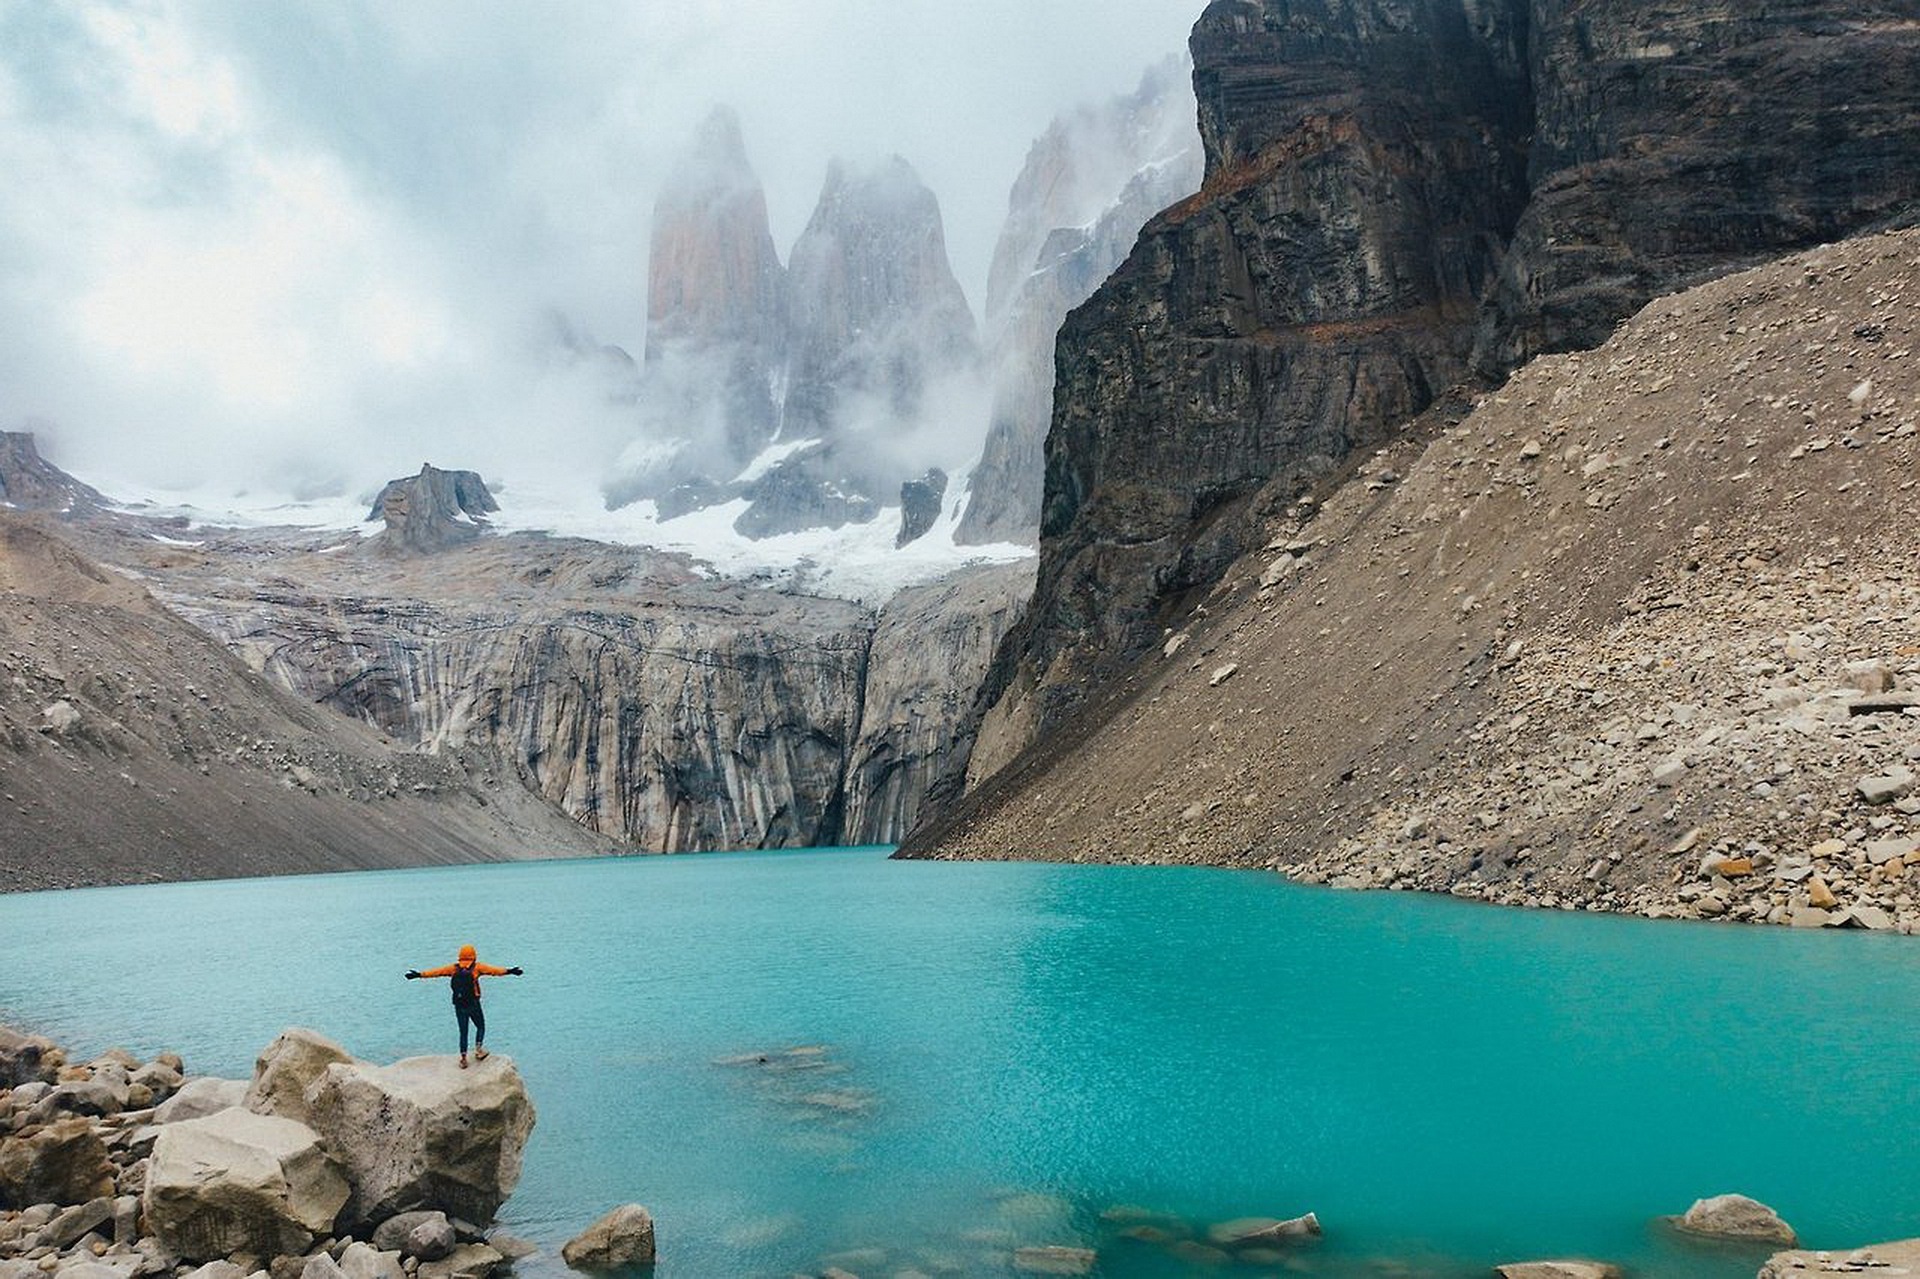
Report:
102,469,1031,606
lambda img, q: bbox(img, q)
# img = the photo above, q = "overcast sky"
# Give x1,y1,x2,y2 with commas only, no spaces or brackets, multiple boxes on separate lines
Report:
0,0,1203,503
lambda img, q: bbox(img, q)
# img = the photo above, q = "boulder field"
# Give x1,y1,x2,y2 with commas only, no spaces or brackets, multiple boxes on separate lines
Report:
0,1026,635,1279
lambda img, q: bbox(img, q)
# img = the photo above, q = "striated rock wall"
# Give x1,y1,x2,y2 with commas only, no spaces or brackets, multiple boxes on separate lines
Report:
145,537,1028,856
169,552,874,853
842,561,1035,844
947,0,1920,800
0,517,611,893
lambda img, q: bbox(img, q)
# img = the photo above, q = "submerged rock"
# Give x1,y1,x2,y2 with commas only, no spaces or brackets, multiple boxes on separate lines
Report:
1206,1212,1320,1248
1760,1239,1920,1277
1011,1245,1095,1276
1673,1193,1797,1246
561,1204,656,1271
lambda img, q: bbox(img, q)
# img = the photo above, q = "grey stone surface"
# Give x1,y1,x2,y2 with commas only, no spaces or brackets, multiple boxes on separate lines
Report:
304,1057,532,1232
142,1108,348,1262
560,1205,656,1272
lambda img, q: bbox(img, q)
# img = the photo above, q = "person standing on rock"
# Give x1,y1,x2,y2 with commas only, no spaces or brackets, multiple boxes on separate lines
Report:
405,944,523,1068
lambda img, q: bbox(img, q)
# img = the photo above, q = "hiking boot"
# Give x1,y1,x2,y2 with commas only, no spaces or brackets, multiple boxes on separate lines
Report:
458,1053,468,1069
474,1047,489,1062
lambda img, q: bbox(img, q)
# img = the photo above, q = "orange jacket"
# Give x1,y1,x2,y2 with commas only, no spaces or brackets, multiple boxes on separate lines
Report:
418,960,509,998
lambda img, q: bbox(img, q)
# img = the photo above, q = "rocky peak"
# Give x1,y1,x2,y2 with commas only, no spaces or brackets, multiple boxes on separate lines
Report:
896,468,948,547
367,465,499,554
0,432,106,514
785,155,978,392
645,105,787,356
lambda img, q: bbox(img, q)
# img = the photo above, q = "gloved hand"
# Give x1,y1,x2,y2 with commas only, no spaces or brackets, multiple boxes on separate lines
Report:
507,966,524,975
405,970,422,979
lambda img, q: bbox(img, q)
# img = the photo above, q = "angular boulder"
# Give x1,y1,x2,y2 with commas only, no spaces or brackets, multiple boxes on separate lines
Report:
417,1243,503,1279
1674,1193,1797,1246
155,1078,248,1125
245,1029,352,1129
305,1055,533,1231
337,1243,405,1279
1497,1264,1623,1279
143,1107,349,1262
373,1211,448,1254
0,1026,59,1087
0,1116,116,1207
561,1205,656,1272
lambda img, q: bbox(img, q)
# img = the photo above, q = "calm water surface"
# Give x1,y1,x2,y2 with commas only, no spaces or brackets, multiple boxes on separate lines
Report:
2,847,1916,1278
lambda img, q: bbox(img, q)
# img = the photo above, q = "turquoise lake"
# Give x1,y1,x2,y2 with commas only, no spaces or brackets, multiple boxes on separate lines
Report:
3,847,1917,1277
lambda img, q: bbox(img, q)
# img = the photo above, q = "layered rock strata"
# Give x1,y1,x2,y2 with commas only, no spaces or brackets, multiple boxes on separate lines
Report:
951,0,1920,793
0,425,1031,884
135,533,1029,856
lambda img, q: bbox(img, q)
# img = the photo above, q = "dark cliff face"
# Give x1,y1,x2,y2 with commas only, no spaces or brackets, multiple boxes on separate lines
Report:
950,0,1920,800
978,0,1532,745
1475,0,1920,370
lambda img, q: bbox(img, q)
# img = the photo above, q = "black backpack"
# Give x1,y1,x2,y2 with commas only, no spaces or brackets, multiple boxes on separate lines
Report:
450,963,479,1003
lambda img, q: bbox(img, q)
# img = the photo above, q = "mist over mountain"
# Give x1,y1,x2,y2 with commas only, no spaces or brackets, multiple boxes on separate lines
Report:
603,131,986,543
593,64,1201,555
0,2,1200,525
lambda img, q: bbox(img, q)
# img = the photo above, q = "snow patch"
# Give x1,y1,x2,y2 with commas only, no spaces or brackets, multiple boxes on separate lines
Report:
96,468,1029,605
732,437,820,484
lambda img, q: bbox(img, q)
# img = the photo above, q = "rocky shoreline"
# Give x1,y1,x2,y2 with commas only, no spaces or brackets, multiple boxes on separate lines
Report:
7,1024,1916,1278
0,1026,650,1279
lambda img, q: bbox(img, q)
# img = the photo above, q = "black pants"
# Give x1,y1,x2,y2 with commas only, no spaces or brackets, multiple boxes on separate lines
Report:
455,1000,485,1053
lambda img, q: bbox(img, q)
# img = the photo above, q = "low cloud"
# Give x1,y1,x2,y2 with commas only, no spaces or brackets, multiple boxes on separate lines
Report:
0,0,1200,505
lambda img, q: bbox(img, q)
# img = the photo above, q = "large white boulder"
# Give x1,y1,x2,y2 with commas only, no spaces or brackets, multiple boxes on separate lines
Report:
305,1055,534,1230
143,1108,349,1262
244,1029,352,1129
154,1078,248,1125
